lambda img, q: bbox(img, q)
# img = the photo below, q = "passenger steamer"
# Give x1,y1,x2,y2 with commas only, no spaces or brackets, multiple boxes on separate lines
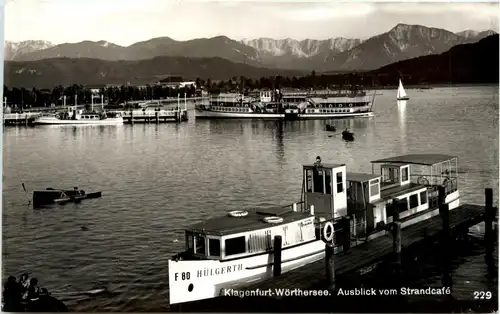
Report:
168,154,460,304
195,88,375,120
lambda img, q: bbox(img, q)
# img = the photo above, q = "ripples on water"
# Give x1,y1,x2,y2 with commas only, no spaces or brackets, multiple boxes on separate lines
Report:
2,86,499,311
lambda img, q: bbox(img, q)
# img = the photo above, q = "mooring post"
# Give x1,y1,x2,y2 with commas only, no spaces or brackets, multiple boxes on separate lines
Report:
155,111,160,123
325,242,336,289
392,199,402,270
273,235,282,277
438,186,452,288
130,110,134,124
484,188,494,265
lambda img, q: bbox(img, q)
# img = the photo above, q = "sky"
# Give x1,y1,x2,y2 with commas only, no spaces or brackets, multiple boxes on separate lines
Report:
5,0,500,46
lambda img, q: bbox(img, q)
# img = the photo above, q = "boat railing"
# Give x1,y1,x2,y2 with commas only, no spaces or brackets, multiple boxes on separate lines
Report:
410,174,458,194
310,96,371,103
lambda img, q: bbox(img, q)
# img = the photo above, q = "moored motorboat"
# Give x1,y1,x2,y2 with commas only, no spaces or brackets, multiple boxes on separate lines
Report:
33,95,123,126
32,187,102,208
168,154,460,305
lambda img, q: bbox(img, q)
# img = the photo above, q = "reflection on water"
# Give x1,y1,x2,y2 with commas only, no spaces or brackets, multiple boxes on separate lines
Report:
398,100,408,147
2,86,499,311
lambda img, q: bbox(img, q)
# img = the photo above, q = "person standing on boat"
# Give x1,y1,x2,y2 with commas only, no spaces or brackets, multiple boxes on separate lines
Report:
314,156,322,167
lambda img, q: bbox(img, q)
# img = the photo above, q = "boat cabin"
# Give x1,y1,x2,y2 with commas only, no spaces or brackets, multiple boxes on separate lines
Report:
303,162,347,219
370,154,459,223
182,206,317,261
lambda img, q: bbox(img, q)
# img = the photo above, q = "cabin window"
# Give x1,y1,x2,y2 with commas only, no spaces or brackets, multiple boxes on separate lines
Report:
399,198,409,213
369,179,379,196
336,172,343,193
186,233,194,251
209,238,221,257
194,234,206,255
325,170,332,194
313,169,324,193
225,236,246,256
420,191,428,204
402,167,409,181
409,194,419,209
382,167,399,185
306,169,313,192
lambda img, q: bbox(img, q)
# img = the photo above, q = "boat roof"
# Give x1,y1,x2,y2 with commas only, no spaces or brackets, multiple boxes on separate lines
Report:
303,163,345,169
371,154,457,166
188,206,312,236
347,172,381,183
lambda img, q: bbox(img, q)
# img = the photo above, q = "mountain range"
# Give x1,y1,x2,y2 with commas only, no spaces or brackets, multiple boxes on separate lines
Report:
5,24,496,72
4,56,305,88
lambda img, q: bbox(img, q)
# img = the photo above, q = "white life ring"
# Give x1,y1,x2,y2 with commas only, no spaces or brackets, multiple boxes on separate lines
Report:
228,210,248,217
329,104,332,108
263,216,284,224
220,103,223,106
339,104,343,108
323,221,334,242
349,103,353,107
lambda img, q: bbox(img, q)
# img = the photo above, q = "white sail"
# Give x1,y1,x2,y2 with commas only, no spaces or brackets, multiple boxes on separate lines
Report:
397,79,408,99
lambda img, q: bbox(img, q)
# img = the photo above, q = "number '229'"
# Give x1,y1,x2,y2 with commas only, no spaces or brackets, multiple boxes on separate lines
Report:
474,291,492,299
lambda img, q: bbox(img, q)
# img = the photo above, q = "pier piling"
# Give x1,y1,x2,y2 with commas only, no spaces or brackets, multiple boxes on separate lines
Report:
273,235,282,277
438,186,452,288
342,217,350,252
155,111,160,124
392,199,402,270
325,242,336,289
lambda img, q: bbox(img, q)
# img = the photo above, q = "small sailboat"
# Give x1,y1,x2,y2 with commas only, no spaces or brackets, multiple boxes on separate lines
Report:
397,79,409,101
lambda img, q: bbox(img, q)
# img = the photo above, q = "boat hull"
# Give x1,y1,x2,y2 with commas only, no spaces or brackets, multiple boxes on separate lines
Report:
34,117,124,125
168,240,326,304
195,109,374,120
168,191,460,305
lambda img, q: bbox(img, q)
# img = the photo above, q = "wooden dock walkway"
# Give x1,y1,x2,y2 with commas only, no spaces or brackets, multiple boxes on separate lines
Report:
174,200,498,312
242,204,493,293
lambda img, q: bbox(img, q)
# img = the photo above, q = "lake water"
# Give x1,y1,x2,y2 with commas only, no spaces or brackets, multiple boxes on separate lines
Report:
2,86,499,311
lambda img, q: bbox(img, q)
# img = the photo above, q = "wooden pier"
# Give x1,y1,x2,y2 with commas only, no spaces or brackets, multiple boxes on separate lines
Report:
174,189,498,312
3,113,41,126
121,109,188,124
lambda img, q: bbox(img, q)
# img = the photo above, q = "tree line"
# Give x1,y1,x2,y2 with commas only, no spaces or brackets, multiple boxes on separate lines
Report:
3,70,455,107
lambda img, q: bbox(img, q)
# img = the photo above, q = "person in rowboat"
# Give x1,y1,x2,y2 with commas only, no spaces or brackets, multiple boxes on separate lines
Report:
3,276,23,311
19,273,30,292
23,278,40,302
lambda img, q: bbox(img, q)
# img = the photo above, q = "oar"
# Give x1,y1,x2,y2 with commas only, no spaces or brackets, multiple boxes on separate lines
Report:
21,182,31,205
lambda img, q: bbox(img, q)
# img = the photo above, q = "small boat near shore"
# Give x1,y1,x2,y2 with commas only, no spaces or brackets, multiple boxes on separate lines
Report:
168,154,460,304
32,187,102,208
